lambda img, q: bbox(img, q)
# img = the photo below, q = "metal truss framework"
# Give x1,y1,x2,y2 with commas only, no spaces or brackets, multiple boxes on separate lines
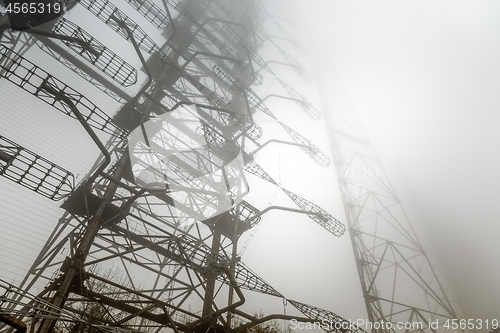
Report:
0,135,74,201
319,82,465,332
0,1,359,333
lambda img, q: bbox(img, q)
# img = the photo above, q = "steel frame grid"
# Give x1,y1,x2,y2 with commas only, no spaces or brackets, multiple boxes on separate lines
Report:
320,82,466,332
0,1,361,333
0,135,75,201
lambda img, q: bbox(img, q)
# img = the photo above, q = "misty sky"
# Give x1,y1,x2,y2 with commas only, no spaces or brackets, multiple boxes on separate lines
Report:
288,0,500,322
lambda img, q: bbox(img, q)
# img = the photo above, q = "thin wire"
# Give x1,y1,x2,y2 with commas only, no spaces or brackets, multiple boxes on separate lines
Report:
238,75,284,258
238,123,282,258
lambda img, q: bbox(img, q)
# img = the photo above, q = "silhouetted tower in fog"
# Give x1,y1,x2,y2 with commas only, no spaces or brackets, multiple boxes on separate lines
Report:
318,79,465,332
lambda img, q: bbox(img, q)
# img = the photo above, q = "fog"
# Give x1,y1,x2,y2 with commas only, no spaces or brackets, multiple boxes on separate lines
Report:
0,0,499,330
290,0,500,321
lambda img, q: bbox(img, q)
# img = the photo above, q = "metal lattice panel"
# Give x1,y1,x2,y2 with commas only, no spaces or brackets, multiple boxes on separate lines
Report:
0,135,74,201
273,20,308,56
123,0,170,29
274,43,313,84
280,122,331,167
79,0,173,66
0,30,36,76
0,45,124,135
47,18,138,87
242,152,277,185
282,188,345,237
277,78,321,120
36,41,130,102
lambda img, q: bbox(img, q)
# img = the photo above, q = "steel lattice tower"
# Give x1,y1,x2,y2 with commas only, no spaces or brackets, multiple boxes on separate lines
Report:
0,1,362,333
316,77,466,332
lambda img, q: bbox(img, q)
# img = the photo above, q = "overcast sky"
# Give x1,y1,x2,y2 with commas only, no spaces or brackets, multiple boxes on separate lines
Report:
286,0,500,322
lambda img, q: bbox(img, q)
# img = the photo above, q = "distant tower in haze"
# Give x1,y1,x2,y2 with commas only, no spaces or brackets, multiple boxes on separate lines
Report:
318,77,466,332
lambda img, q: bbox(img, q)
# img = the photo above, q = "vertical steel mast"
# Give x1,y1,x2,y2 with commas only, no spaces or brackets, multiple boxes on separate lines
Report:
318,79,465,332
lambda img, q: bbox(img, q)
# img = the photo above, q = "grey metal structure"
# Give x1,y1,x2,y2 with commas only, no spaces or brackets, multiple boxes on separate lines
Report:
318,81,465,332
0,1,361,333
0,0,469,332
